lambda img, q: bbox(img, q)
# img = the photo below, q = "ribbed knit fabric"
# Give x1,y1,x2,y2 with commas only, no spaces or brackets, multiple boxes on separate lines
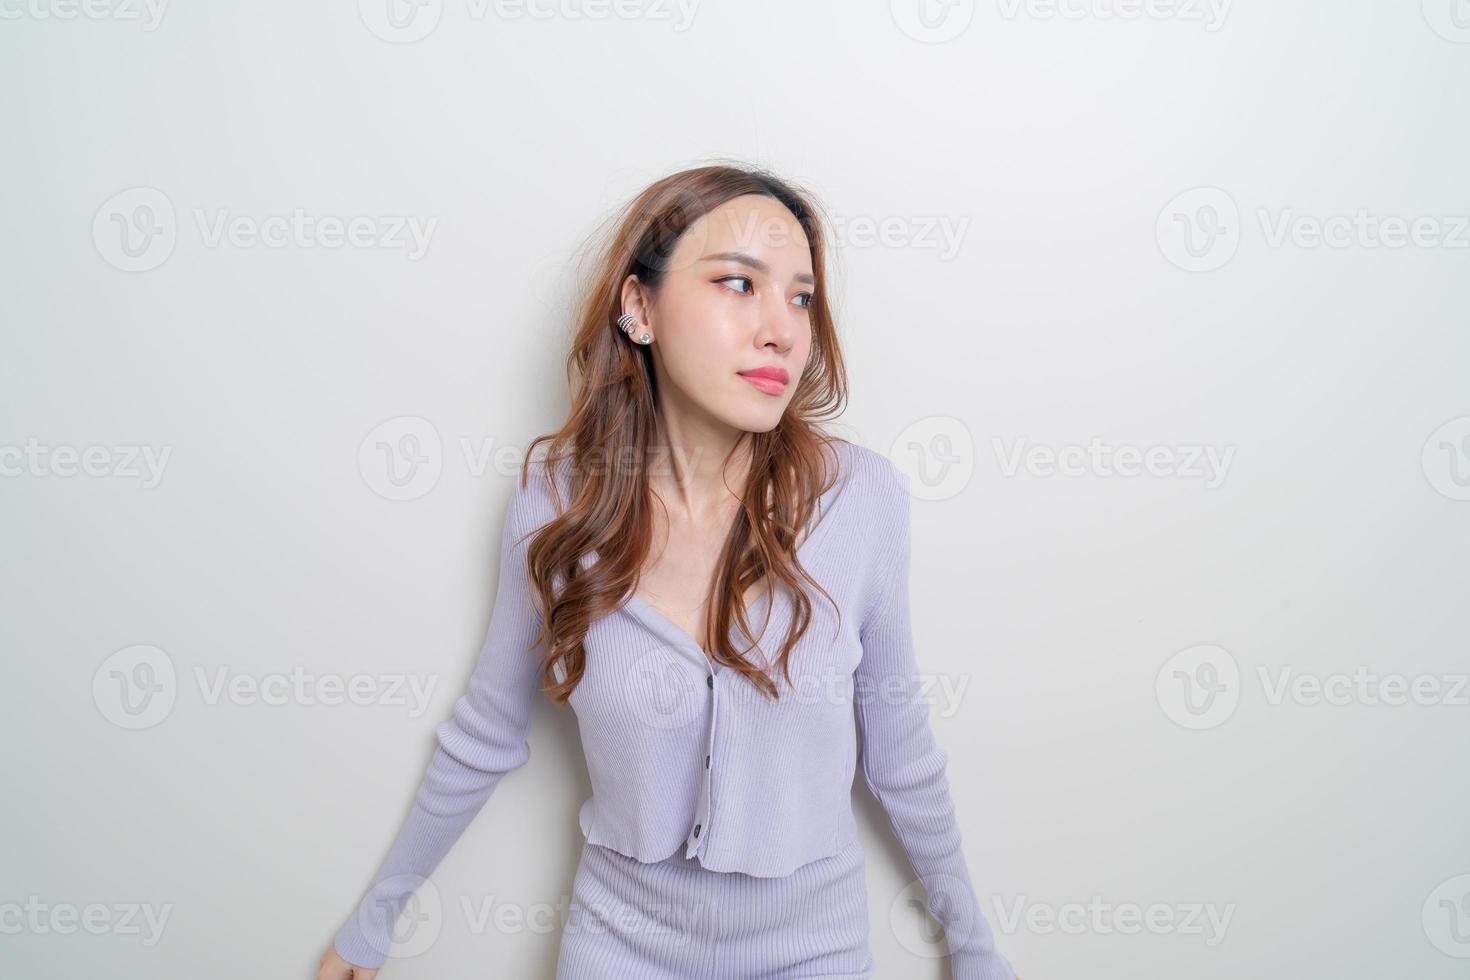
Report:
333,439,1014,979
556,836,872,978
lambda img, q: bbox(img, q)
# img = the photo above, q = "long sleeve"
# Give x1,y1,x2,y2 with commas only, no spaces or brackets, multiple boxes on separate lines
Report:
333,473,549,969
855,472,1014,980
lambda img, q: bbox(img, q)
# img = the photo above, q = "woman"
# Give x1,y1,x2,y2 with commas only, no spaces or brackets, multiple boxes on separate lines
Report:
318,164,1017,979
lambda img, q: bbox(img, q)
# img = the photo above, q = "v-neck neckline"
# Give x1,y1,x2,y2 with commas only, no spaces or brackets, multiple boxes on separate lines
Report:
619,458,848,667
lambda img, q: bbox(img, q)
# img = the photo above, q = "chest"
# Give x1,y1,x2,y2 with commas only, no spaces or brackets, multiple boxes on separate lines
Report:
633,540,770,659
571,561,864,733
633,497,821,657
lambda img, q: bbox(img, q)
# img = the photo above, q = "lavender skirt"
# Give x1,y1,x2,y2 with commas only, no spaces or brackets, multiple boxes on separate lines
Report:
555,836,875,979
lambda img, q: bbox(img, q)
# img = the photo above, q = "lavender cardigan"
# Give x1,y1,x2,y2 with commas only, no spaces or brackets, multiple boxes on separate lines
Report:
334,439,1013,978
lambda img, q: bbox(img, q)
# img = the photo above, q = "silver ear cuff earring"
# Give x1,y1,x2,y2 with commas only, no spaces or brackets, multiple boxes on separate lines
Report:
616,312,651,345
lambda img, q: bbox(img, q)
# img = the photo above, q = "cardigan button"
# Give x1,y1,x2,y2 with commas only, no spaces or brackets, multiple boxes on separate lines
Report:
705,754,710,768
693,823,701,838
707,674,714,688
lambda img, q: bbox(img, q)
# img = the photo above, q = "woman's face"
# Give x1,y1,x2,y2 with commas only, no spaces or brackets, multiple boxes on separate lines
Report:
623,193,816,439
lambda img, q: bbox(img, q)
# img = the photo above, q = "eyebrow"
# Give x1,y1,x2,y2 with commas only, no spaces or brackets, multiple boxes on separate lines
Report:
700,251,816,287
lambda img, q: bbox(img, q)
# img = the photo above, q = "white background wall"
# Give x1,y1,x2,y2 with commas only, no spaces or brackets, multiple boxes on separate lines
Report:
3,1,1468,977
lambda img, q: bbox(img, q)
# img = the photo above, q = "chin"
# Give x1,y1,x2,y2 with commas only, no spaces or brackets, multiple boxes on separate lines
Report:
720,406,785,434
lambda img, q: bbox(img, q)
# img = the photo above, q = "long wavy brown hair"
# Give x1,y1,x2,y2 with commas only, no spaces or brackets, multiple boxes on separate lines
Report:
517,162,851,704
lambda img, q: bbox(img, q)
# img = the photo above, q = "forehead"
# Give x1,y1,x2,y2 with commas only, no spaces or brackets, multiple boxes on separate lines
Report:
673,193,812,268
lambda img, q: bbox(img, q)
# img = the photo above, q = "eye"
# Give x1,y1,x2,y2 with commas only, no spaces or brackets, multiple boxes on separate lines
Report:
718,275,814,310
715,275,753,294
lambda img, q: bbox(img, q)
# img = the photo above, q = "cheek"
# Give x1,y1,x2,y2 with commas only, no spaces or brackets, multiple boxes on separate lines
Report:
664,288,737,346
671,308,745,366
659,316,743,392
792,323,815,365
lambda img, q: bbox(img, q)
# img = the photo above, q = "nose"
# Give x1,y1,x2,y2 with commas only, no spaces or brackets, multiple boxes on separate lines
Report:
754,290,797,353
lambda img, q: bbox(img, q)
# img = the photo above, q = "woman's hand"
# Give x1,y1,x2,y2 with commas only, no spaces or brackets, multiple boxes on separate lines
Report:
317,942,378,980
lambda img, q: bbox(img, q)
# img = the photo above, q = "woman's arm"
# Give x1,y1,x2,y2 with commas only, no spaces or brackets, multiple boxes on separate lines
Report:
331,471,549,970
855,469,1016,980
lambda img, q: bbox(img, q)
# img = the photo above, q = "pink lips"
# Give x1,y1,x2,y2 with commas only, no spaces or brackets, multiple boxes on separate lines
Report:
737,365,789,395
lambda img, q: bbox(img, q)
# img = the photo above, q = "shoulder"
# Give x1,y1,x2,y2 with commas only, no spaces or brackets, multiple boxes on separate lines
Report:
824,438,909,517
837,443,914,633
514,441,906,529
504,454,570,542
